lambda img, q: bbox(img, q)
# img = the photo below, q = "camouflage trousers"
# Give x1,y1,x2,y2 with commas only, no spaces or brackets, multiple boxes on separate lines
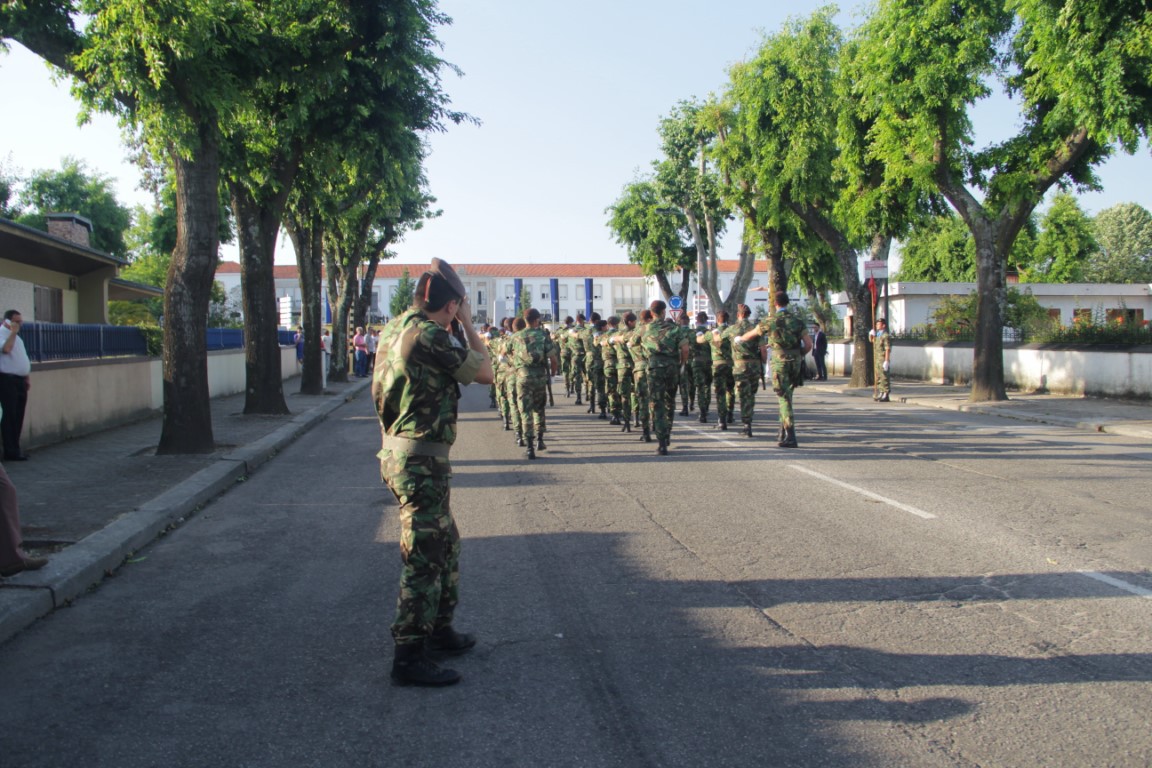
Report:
382,453,460,646
502,369,521,432
734,360,761,425
647,365,680,442
616,365,634,424
875,362,890,395
515,373,548,439
713,365,735,421
561,351,573,393
679,362,695,410
693,361,713,415
632,368,650,431
771,355,804,428
571,354,587,399
587,363,606,410
494,369,508,417
604,365,620,416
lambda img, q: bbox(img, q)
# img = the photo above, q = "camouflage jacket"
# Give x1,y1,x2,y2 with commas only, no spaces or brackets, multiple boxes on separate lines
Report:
725,319,761,361
373,308,483,446
625,325,649,370
691,323,713,364
761,308,808,357
642,318,688,370
706,323,733,368
510,327,553,375
873,330,890,362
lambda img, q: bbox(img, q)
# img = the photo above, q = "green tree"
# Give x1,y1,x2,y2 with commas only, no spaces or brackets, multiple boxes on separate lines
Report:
1030,194,1097,283
606,178,694,304
896,214,976,282
1088,203,1152,282
655,100,740,313
16,157,131,257
390,268,417,318
853,0,1152,401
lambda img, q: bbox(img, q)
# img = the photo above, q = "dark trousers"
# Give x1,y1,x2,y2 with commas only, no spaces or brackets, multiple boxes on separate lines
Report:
0,374,28,459
814,353,827,380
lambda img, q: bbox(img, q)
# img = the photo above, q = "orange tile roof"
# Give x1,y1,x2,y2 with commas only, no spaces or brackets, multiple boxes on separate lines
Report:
218,260,759,279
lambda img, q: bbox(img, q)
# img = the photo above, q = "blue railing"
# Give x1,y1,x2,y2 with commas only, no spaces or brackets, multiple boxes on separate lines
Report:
22,323,296,362
23,323,148,362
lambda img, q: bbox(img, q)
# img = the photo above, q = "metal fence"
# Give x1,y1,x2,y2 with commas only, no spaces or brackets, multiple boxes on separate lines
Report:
22,323,296,362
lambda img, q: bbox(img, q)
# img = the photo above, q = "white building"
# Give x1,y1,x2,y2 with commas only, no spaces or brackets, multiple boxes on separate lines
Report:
215,259,781,328
831,281,1151,336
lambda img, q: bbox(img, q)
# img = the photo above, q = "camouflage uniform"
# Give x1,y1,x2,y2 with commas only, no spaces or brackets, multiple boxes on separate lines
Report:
510,327,556,447
691,321,713,419
373,308,484,647
626,326,651,437
569,324,587,404
560,323,575,396
708,323,735,427
873,329,891,399
726,319,763,429
584,328,606,415
498,335,521,436
641,317,688,449
760,307,808,430
600,326,621,421
613,329,634,431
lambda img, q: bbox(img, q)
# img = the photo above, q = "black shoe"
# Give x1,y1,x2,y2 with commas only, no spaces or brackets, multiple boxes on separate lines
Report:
657,440,668,456
680,407,689,416
575,397,582,406
609,416,621,425
641,431,652,443
879,392,890,402
727,412,735,424
778,427,798,448
516,434,525,447
4,454,28,461
743,424,753,438
526,443,536,459
536,436,546,451
778,427,787,443
698,414,707,424
391,643,462,687
622,422,632,433
598,410,607,420
717,420,727,431
503,419,511,431
427,627,477,656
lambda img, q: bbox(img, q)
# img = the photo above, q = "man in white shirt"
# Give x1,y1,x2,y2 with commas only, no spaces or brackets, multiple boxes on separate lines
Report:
0,310,32,461
320,329,332,389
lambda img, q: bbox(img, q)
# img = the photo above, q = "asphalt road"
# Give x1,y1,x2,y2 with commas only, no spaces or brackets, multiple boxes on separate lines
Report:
2,382,1150,767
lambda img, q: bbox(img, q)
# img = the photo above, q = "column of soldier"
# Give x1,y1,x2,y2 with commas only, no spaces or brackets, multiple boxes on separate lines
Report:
484,296,809,459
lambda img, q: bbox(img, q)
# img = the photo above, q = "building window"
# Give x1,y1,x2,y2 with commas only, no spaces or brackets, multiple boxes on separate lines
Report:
613,283,645,305
505,285,515,300
593,283,603,300
577,285,586,302
34,285,63,323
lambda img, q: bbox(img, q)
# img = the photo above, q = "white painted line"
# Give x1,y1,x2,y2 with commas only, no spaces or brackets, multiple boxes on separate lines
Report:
787,464,937,519
679,423,745,449
1079,571,1152,598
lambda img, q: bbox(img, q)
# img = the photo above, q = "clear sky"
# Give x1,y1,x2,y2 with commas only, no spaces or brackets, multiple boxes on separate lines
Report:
2,0,1150,267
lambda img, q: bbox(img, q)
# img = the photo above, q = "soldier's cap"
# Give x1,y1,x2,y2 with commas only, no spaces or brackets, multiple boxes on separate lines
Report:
425,257,467,301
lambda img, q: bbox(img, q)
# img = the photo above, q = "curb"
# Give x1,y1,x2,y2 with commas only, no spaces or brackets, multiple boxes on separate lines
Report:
0,379,371,646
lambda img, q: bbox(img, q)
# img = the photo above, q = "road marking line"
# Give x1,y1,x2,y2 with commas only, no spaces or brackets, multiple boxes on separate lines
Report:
679,423,744,448
787,464,937,519
1079,571,1152,598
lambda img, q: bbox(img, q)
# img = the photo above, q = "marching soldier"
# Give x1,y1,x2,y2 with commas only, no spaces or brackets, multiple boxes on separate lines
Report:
738,291,812,448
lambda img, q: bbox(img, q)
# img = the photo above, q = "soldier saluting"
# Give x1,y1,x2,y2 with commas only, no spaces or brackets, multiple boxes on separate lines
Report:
373,258,494,687
736,291,812,448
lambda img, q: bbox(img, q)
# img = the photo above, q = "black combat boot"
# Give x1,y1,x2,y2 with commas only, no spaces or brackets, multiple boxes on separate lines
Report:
525,440,536,459
599,405,608,420
610,414,621,425
778,427,798,448
575,394,582,405
698,412,708,424
587,402,596,414
680,405,689,417
427,626,477,657
878,392,890,402
536,434,546,451
777,426,787,443
516,432,525,447
727,411,735,424
391,642,461,687
503,416,511,431
717,418,728,431
489,397,497,409
743,423,753,438
641,430,652,443
622,420,632,433
657,439,669,456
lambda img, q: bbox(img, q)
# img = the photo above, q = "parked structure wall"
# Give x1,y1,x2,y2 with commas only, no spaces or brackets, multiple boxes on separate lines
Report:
24,346,298,449
825,341,1151,399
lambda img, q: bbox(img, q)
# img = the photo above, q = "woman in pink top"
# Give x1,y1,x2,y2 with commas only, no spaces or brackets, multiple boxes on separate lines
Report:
353,327,368,377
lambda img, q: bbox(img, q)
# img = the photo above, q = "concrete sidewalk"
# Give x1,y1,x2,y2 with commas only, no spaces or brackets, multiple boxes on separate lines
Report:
816,378,1152,440
0,376,372,644
1,373,1147,645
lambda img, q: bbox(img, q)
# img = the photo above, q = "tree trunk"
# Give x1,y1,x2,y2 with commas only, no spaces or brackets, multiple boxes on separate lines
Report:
157,132,220,454
232,184,289,415
723,221,756,314
970,221,1008,402
285,210,325,395
323,243,356,383
759,226,786,300
790,201,872,387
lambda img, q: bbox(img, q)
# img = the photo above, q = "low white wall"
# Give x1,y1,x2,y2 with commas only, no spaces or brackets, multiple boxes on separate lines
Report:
828,341,1152,398
26,346,297,449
